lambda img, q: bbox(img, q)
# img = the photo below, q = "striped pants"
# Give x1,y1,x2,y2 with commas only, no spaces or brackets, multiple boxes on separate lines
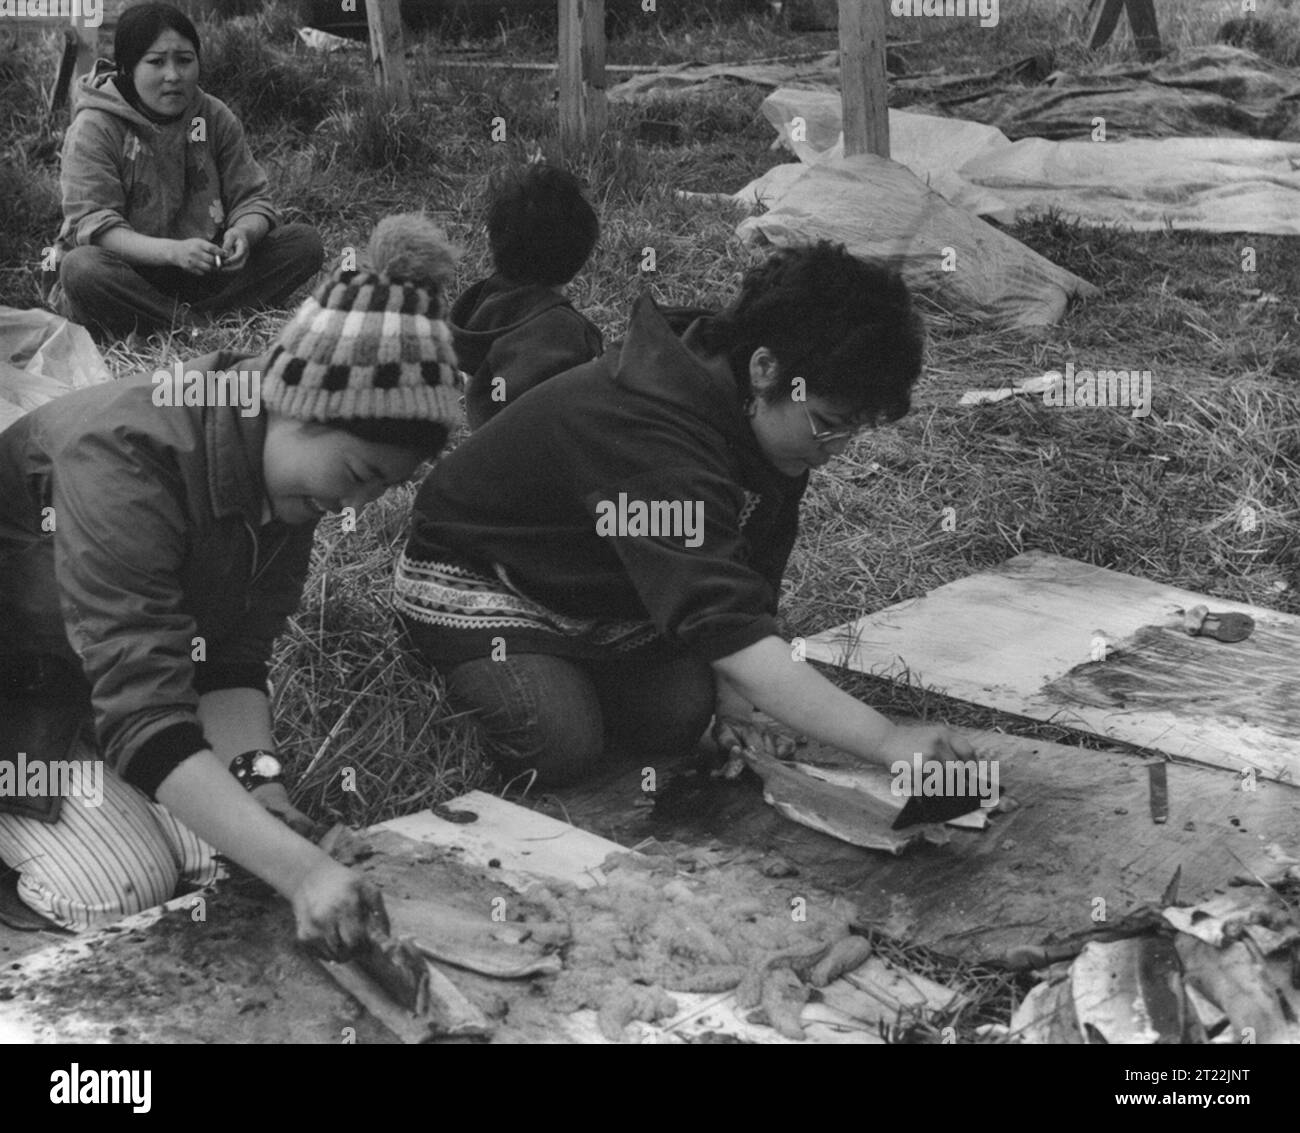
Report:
0,754,220,931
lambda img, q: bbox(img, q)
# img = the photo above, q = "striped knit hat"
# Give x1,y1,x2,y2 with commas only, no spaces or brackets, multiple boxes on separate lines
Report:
261,214,462,437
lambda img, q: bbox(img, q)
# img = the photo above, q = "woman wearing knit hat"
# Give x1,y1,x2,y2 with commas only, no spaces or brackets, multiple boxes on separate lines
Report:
397,243,976,791
45,2,324,339
0,216,459,954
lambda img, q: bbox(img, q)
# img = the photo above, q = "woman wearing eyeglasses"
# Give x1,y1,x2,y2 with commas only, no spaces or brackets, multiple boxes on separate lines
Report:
395,241,975,787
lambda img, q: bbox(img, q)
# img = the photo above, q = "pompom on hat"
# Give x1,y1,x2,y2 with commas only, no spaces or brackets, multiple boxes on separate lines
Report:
260,214,463,441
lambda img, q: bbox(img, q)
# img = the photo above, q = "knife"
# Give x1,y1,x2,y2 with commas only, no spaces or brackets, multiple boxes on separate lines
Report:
891,783,991,830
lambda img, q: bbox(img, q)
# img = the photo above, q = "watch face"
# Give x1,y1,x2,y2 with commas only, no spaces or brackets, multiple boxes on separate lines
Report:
252,753,282,778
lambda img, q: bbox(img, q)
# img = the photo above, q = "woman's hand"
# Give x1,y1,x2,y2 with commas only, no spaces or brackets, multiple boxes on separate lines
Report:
711,714,796,778
170,237,224,275
219,227,251,273
154,747,384,962
875,721,976,771
290,857,390,962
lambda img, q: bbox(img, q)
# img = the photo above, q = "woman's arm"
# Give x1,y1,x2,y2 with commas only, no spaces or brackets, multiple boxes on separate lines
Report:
212,98,278,244
95,226,223,274
714,673,755,720
197,686,320,837
196,685,274,754
154,748,384,959
712,634,974,769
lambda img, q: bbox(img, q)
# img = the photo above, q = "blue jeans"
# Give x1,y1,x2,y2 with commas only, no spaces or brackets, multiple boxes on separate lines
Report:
443,651,716,787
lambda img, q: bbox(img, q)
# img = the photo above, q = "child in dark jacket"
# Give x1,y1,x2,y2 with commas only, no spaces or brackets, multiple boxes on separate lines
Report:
452,164,603,428
0,215,460,955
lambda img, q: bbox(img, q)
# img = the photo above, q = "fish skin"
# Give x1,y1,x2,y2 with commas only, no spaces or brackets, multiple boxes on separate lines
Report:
739,746,915,854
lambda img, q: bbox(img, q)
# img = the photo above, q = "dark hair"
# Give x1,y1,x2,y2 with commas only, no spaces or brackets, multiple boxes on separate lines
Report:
114,3,201,109
323,418,450,459
702,242,924,425
486,165,599,287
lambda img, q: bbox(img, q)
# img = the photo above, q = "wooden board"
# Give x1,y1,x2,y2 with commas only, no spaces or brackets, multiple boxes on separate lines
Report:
383,799,883,1043
384,790,617,890
0,797,886,1043
550,728,1300,964
803,551,1300,782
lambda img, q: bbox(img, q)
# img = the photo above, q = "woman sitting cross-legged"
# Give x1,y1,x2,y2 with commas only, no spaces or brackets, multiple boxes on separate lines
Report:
47,2,323,340
394,241,975,790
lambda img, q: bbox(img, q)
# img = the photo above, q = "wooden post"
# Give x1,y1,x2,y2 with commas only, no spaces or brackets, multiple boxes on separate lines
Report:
1086,0,1160,59
1124,0,1162,61
365,0,410,107
69,9,99,81
43,0,122,114
558,0,607,154
1086,0,1126,49
838,0,889,158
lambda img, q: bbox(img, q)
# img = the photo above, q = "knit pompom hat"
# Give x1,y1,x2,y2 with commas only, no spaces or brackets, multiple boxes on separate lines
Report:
260,214,462,439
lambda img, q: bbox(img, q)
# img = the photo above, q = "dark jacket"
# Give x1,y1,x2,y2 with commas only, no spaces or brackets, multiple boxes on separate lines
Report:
450,273,603,429
398,295,807,665
0,351,315,818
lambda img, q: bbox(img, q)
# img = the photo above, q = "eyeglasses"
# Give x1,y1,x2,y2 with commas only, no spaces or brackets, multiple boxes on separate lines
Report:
801,402,861,445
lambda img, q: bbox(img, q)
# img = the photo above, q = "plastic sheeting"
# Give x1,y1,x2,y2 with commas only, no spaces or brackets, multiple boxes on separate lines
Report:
748,88,1300,235
0,307,113,433
947,46,1300,142
735,142,1100,328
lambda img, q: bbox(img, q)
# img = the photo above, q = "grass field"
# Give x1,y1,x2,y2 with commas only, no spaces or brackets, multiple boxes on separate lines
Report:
2,0,1298,839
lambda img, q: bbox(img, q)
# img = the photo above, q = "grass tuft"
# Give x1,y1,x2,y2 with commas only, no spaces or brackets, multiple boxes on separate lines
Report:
197,14,342,133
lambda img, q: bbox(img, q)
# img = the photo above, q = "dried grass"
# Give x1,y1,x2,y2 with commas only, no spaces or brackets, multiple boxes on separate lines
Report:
3,1,1297,865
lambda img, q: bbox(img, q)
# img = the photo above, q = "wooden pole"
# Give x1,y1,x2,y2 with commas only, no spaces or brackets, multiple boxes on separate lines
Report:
1086,0,1126,49
838,0,890,158
1124,0,1162,61
366,0,410,107
558,0,607,154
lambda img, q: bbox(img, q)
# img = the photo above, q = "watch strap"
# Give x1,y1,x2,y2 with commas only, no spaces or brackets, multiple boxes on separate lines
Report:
229,748,283,792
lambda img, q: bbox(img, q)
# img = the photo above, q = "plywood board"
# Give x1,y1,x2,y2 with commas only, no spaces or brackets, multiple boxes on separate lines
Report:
551,729,1300,964
382,803,882,1043
803,550,1300,782
383,790,618,890
0,797,888,1043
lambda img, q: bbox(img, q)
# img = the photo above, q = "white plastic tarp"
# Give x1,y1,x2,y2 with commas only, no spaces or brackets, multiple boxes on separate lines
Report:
735,148,1100,328
748,88,1300,235
0,307,113,433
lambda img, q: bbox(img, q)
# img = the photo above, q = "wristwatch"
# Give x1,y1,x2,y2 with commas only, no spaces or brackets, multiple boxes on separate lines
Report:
229,749,284,792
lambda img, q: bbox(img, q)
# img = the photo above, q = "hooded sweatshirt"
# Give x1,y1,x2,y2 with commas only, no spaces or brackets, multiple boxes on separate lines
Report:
396,295,807,665
450,273,603,429
55,62,279,257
